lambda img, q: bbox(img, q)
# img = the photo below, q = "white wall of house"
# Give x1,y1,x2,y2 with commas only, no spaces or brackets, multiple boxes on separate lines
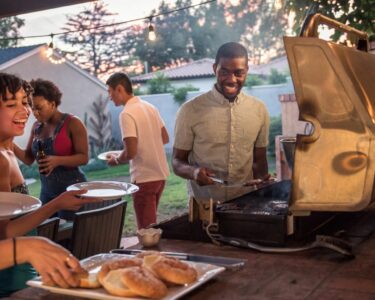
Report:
1,48,108,148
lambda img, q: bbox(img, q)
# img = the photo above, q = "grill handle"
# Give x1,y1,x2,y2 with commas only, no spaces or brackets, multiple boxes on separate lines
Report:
300,13,369,52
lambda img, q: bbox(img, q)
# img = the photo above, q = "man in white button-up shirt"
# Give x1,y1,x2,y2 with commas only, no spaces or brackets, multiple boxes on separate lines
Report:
172,42,271,202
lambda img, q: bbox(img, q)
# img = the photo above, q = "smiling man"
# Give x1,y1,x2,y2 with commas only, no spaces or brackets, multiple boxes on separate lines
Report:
172,42,271,202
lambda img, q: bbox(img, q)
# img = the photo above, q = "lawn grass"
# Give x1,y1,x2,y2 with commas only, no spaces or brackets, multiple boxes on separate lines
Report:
27,155,276,236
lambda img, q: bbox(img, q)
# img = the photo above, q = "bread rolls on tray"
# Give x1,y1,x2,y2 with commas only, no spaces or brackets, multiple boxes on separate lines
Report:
53,251,198,299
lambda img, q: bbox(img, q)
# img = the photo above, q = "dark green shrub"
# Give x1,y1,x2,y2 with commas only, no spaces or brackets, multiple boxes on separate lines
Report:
268,68,287,84
147,73,173,94
246,75,264,88
172,85,199,105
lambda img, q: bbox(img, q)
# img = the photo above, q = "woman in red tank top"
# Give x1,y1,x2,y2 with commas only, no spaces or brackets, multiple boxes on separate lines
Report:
14,79,89,219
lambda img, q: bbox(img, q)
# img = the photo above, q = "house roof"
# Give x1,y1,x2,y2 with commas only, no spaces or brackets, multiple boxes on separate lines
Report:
0,44,106,90
250,56,289,76
0,44,42,65
131,58,215,83
131,56,289,83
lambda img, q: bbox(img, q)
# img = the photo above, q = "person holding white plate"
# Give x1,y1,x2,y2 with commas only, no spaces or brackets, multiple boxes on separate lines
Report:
106,72,170,229
0,73,99,297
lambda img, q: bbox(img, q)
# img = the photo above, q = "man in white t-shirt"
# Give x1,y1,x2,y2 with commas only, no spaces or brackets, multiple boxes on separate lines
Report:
106,72,170,229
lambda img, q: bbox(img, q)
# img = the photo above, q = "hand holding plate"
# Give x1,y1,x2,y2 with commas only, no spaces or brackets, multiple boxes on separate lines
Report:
52,189,101,211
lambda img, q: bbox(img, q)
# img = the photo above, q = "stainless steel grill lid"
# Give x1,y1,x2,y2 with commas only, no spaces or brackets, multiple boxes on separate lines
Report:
284,14,375,212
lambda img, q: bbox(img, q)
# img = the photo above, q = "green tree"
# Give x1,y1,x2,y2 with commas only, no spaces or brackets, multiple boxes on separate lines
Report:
189,2,247,60
122,0,195,70
233,1,288,64
285,0,374,38
60,1,124,77
0,17,25,48
121,1,289,70
147,73,173,94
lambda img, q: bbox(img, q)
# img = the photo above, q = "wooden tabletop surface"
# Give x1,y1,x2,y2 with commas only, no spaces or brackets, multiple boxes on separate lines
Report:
6,209,375,300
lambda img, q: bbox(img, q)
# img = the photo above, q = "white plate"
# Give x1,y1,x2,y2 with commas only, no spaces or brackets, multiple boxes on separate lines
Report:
27,253,225,300
66,181,139,200
0,192,41,220
97,151,122,161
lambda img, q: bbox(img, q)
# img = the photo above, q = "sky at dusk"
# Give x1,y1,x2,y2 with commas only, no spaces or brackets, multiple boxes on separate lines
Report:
18,0,202,48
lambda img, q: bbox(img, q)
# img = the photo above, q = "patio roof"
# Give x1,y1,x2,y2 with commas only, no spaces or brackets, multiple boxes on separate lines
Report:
0,0,95,18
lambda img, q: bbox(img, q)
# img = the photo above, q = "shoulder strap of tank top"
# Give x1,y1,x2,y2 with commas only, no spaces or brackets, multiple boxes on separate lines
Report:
33,122,43,137
53,113,70,138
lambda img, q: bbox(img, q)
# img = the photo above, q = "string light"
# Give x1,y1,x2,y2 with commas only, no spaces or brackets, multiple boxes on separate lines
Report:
46,33,54,57
148,17,156,41
45,33,66,64
0,0,216,43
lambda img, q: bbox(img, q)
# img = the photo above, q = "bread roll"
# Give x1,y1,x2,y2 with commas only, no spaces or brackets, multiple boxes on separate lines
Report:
101,269,139,297
98,258,142,285
72,269,100,289
121,266,168,299
151,256,198,285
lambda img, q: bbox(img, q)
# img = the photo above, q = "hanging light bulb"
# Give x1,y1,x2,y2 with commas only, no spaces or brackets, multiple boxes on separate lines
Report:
148,17,156,41
45,33,65,64
46,34,54,57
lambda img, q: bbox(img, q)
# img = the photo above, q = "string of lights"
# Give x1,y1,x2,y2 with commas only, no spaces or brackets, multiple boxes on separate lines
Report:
0,0,217,43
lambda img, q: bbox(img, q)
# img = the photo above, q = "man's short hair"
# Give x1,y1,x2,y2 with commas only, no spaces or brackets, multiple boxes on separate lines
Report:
215,42,248,65
106,72,133,94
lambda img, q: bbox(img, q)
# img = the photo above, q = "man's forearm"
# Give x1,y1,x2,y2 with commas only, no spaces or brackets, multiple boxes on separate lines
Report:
253,161,268,179
253,147,269,179
118,150,130,164
172,158,197,180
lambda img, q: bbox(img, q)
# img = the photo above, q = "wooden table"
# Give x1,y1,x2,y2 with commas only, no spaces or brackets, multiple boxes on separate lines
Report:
6,222,375,300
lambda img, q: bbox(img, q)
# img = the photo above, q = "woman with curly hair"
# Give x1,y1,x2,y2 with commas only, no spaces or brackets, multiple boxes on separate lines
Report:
0,73,97,296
